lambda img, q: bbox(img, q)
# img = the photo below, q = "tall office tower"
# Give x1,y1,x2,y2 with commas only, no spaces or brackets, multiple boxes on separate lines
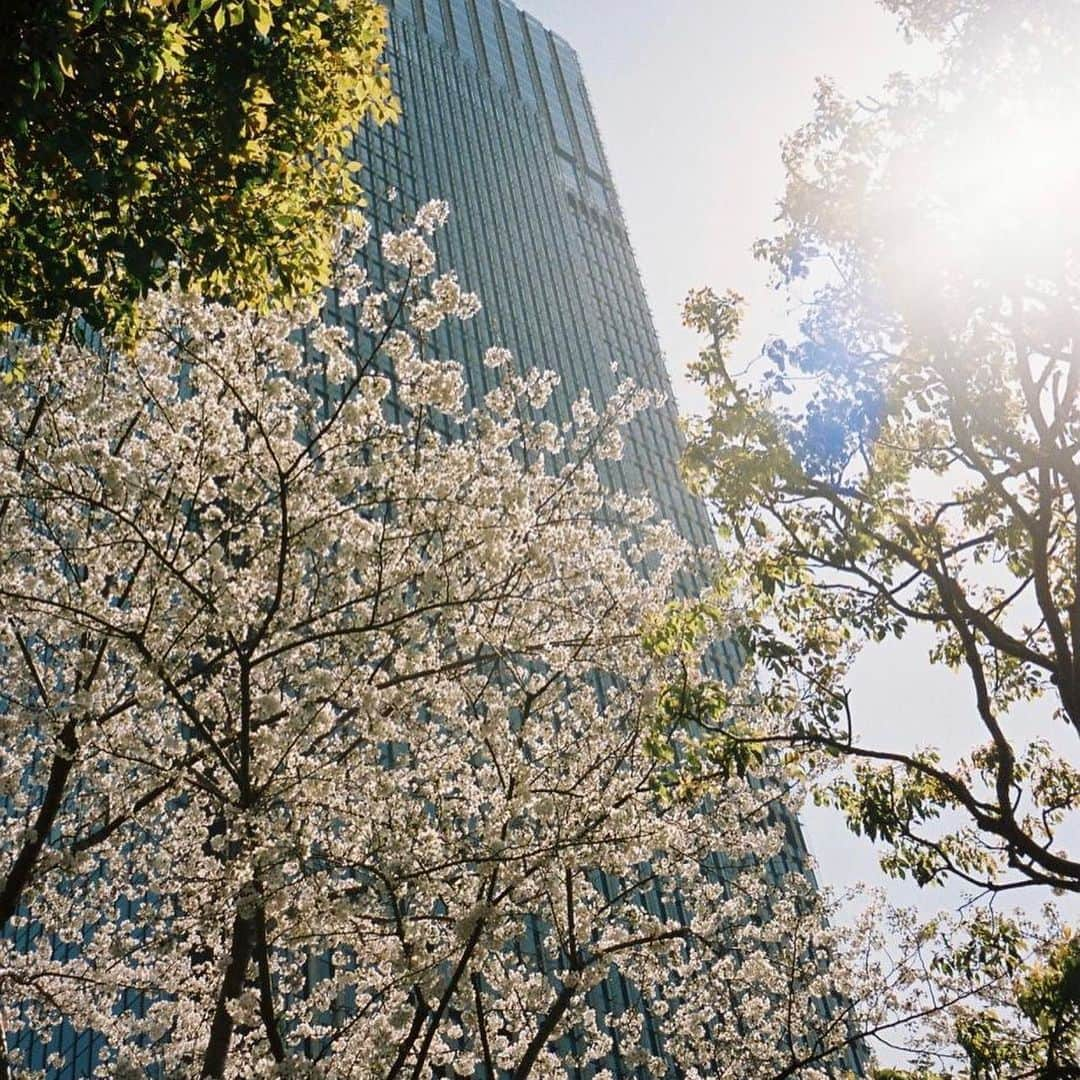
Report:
347,0,741,678
6,2,835,1076
352,0,818,836
341,0,830,1072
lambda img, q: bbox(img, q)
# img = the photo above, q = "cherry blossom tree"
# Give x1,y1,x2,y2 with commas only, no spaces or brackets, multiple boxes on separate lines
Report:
0,203,888,1079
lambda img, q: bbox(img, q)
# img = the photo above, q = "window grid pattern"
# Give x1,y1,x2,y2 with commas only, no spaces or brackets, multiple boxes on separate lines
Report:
5,2,832,1075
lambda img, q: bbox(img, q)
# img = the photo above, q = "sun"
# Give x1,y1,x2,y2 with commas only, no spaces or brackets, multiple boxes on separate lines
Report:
876,84,1080,303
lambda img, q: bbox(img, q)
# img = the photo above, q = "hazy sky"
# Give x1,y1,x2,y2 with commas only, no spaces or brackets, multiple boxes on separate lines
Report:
515,0,1079,924
521,0,919,403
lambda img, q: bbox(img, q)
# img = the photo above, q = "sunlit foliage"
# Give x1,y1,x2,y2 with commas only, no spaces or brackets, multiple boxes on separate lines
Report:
0,0,397,339
680,1,1080,1075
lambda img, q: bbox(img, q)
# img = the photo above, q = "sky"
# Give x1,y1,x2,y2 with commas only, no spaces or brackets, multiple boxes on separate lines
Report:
515,0,1080,927
520,0,920,405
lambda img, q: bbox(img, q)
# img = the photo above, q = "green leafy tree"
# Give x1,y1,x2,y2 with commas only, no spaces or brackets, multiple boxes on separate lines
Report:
677,0,1080,1074
862,923,1079,1079
0,0,397,338
684,0,1080,903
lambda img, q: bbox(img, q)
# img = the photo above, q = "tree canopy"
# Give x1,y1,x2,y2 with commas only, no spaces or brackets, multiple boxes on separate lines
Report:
0,0,397,339
679,0,1080,1074
0,205,878,1079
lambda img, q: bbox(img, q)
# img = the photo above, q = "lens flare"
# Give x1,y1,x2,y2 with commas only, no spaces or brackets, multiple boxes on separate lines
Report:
876,89,1080,307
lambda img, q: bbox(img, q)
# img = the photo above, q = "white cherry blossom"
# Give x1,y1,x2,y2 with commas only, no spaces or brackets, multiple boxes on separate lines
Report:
0,206,886,1080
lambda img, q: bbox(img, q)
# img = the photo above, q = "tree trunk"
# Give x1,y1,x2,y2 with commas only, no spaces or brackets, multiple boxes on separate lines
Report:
511,984,575,1080
0,720,78,930
0,998,11,1080
200,907,256,1078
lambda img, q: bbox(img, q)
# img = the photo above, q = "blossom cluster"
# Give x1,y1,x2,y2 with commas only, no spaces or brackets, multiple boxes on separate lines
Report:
0,205,877,1079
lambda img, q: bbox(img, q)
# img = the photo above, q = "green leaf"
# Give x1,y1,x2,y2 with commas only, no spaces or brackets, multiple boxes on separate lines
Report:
252,1,272,35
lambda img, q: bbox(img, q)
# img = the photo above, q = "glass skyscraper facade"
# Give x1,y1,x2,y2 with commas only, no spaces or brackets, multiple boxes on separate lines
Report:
349,0,743,686
6,2,839,1075
344,0,830,1069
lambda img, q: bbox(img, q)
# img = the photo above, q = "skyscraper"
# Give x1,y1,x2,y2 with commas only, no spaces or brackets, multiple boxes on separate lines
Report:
6,2,835,1075
350,0,818,847
345,2,843,1071
342,0,832,1066
347,0,737,669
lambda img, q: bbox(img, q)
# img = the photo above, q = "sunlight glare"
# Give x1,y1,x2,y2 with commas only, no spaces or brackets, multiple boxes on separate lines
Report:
879,90,1080,303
